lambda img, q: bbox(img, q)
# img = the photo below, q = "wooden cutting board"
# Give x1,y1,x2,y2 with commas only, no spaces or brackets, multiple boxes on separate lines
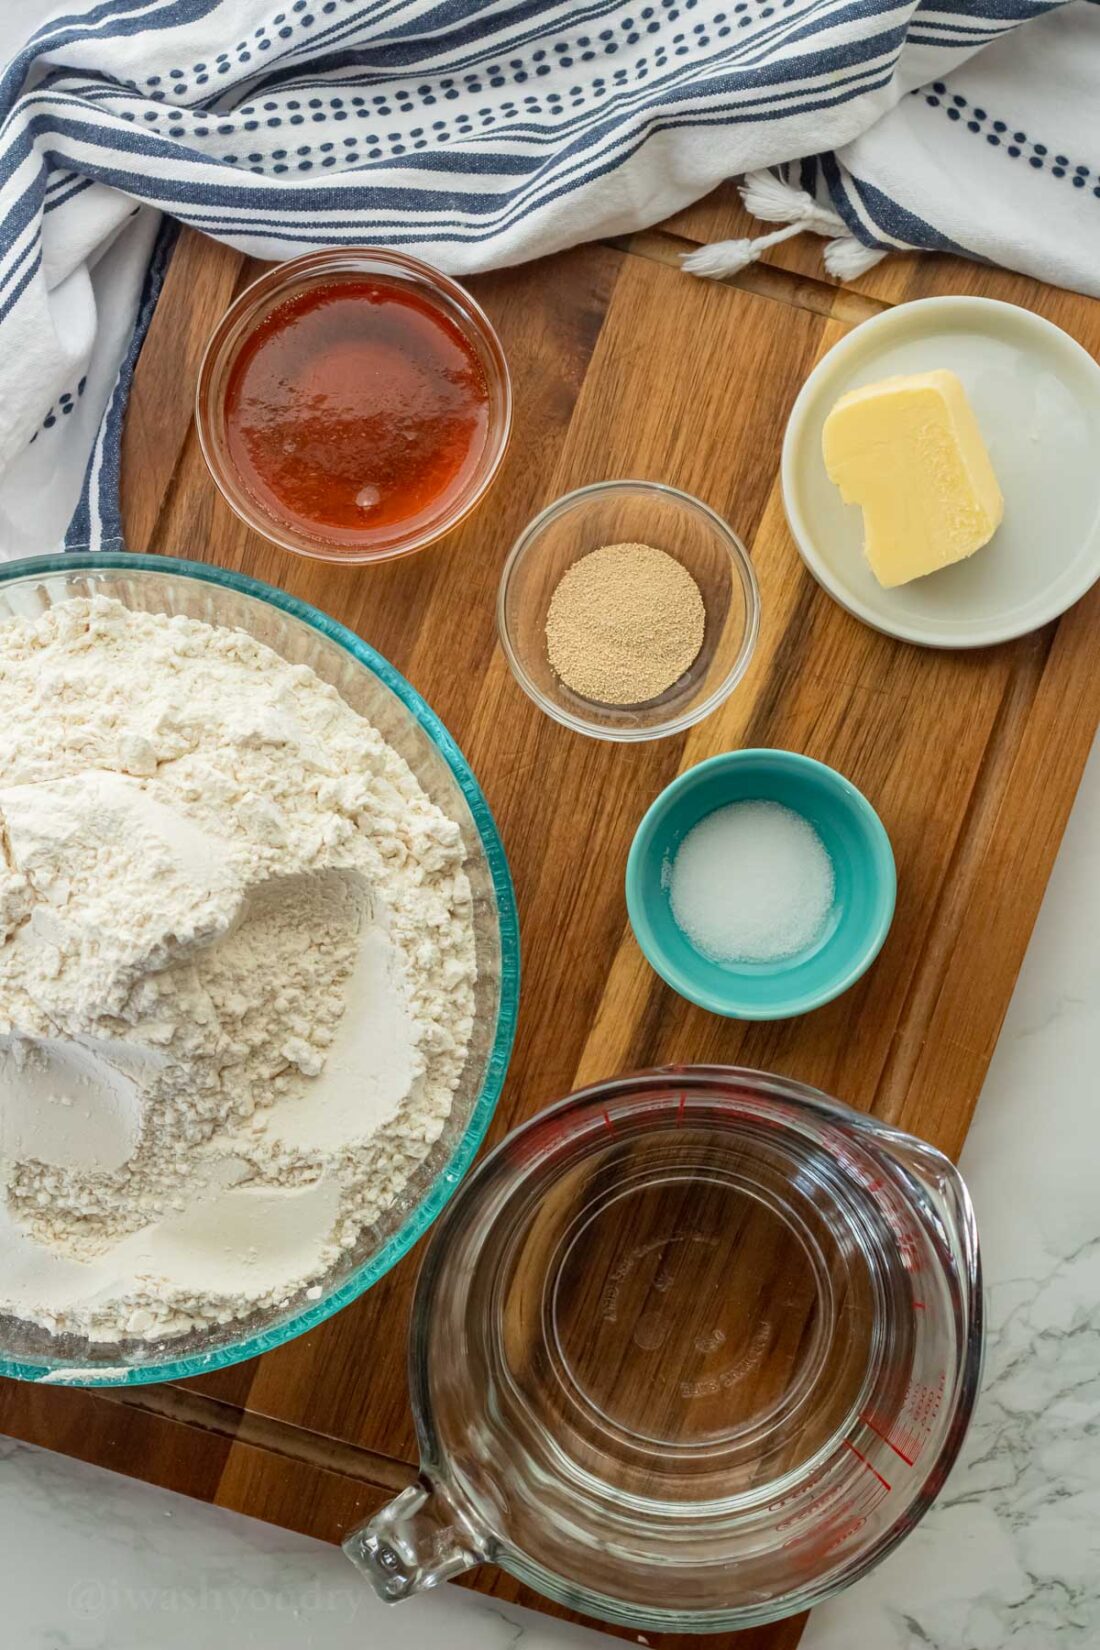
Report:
3,191,1100,1650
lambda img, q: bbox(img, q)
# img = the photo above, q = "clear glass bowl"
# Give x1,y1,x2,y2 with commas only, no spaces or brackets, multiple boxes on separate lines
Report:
497,481,760,741
195,248,512,565
0,554,519,1387
346,1067,983,1634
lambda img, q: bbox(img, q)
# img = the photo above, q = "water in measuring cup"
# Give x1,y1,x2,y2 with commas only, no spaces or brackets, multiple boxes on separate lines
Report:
423,1082,975,1622
491,1113,915,1498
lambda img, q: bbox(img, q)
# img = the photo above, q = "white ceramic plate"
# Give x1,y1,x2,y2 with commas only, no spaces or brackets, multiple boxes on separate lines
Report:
781,296,1100,648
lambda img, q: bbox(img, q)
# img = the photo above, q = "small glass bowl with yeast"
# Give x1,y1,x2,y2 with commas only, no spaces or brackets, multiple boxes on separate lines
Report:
498,481,760,742
196,249,512,565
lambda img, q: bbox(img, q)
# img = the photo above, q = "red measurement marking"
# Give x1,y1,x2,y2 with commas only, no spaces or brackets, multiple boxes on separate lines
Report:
843,1439,891,1492
676,1092,686,1126
860,1413,915,1466
602,1109,615,1135
913,1300,927,1310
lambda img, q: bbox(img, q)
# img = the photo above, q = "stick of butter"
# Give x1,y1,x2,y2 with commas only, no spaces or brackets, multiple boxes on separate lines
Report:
821,369,1004,589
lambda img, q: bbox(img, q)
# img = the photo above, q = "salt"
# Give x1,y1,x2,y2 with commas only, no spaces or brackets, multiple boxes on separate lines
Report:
667,800,834,963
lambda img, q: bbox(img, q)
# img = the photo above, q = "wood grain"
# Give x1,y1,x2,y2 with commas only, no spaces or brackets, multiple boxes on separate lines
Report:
3,209,1099,1650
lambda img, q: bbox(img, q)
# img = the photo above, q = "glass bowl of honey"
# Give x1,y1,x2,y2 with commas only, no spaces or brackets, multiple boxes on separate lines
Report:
196,248,512,564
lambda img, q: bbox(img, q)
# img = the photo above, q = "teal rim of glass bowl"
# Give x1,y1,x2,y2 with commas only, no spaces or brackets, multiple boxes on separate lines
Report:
0,553,520,1386
625,749,896,1020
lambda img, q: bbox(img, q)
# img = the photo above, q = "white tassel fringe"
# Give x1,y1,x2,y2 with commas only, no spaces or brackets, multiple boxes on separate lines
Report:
680,219,807,279
681,167,887,283
739,168,842,234
823,235,887,280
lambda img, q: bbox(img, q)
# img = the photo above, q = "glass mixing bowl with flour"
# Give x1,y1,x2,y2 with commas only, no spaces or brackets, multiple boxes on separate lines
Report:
0,555,518,1386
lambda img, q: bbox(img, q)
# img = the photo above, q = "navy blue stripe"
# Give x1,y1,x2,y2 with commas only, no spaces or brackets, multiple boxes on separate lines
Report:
924,0,1059,17
92,216,178,550
66,214,177,552
255,0,645,88
228,52,893,191
0,231,37,300
63,423,96,554
0,6,850,172
39,61,889,232
30,58,894,241
2,2,222,114
45,176,95,212
27,0,179,44
254,0,601,88
209,0,460,101
907,31,1010,43
821,152,971,256
35,0,901,139
248,0,898,105
343,40,892,157
180,62,898,232
907,21,1017,38
47,35,889,183
1,0,900,194
179,79,897,250
0,245,41,326
0,164,48,261
820,150,894,247
13,12,902,208
208,0,886,133
852,172,979,258
266,0,897,93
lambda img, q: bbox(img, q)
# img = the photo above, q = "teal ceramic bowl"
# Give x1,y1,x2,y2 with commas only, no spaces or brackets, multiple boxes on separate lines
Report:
626,750,895,1019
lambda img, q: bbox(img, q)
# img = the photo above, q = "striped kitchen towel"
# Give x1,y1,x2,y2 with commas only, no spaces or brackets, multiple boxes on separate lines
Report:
0,0,1096,557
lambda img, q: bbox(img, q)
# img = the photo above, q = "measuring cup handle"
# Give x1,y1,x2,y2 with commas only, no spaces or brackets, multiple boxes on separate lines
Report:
343,1479,483,1603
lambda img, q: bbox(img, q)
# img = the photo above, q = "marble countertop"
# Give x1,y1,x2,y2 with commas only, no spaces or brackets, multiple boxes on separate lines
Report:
6,736,1100,1650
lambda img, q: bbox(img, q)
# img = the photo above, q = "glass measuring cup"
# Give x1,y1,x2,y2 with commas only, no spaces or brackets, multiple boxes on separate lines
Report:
344,1067,983,1633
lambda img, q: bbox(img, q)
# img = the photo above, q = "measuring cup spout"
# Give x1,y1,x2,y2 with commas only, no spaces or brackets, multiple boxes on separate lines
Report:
343,1479,483,1603
885,1131,981,1276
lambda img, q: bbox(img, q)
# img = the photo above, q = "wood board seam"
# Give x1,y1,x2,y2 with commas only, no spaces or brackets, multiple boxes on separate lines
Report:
602,227,892,324
871,626,1057,1122
132,246,252,554
87,1382,418,1492
129,437,191,558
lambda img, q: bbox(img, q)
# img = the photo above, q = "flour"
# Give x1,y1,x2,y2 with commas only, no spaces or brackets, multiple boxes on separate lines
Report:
0,597,476,1342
